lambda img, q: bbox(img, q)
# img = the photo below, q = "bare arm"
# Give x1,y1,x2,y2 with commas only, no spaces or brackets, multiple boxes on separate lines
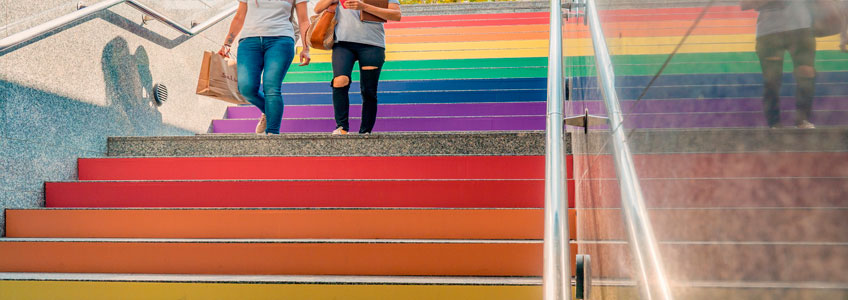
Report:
296,2,311,66
219,2,248,57
347,1,401,21
314,0,336,14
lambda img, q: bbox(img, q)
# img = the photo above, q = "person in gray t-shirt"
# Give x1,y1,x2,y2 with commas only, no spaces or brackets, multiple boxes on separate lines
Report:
741,0,817,128
314,0,401,134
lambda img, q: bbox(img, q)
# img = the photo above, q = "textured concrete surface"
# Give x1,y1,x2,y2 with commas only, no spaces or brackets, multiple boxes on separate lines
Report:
0,0,7,38
3,1,78,36
107,132,561,157
0,0,239,235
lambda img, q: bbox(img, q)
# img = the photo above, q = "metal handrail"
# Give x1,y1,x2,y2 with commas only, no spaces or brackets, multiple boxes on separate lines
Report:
584,0,674,299
542,0,570,300
0,0,237,52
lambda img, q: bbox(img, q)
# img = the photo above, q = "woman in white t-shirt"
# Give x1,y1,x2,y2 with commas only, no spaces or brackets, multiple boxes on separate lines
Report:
218,0,311,134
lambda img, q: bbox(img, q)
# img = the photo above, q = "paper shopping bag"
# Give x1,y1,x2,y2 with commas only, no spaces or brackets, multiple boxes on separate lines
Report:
196,51,248,104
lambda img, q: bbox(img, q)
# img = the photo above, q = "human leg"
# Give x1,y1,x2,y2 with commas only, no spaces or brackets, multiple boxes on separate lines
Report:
755,33,786,127
261,37,296,134
236,37,266,113
787,28,817,127
331,42,357,132
354,44,386,133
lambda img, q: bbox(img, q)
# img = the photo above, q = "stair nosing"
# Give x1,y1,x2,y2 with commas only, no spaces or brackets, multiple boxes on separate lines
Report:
0,273,541,285
0,238,542,244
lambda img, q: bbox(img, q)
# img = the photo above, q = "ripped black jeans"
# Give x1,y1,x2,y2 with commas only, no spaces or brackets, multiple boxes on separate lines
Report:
755,28,816,127
331,41,386,133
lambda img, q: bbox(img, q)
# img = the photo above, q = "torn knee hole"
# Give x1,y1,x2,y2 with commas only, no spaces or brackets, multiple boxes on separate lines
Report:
796,66,816,78
362,66,379,70
332,76,350,88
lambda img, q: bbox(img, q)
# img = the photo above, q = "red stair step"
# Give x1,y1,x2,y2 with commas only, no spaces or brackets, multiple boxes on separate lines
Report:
45,180,546,208
78,156,547,181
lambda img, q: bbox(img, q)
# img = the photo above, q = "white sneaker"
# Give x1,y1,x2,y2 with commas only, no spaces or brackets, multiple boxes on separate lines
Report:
797,120,815,129
255,114,267,134
332,127,348,135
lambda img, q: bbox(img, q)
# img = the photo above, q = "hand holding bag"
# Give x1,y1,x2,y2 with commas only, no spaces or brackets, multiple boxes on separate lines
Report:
196,51,247,104
306,3,338,50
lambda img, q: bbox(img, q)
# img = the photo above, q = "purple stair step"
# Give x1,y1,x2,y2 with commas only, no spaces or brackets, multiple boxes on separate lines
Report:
224,97,847,120
215,110,847,133
226,102,547,119
570,97,848,115
574,110,848,130
212,116,545,133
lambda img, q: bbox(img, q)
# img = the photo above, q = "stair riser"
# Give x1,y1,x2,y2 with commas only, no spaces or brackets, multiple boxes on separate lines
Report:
0,282,542,300
78,156,548,181
574,153,848,178
45,181,548,208
226,102,545,119
0,242,542,276
212,117,544,133
213,111,848,133
575,178,848,208
578,242,848,282
276,78,544,94
1,241,842,281
3,281,845,300
225,97,848,119
5,209,578,240
576,209,848,242
385,9,754,30
273,90,546,105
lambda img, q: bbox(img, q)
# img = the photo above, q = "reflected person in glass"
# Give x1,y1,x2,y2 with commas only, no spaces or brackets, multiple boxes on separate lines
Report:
741,0,817,129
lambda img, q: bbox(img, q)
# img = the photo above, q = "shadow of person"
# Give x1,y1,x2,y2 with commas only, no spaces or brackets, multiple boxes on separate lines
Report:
101,37,164,136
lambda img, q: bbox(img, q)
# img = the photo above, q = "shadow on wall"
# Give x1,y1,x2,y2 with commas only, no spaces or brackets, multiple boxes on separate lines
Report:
0,37,193,236
101,36,163,136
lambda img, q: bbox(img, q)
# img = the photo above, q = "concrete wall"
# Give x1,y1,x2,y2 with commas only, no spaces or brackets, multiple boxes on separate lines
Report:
0,0,237,235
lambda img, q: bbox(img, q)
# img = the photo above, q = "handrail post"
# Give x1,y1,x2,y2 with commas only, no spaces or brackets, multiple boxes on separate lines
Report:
584,0,674,299
543,0,570,300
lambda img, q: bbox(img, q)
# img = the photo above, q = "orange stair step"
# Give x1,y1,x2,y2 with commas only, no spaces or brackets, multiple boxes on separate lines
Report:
6,208,576,240
0,239,550,276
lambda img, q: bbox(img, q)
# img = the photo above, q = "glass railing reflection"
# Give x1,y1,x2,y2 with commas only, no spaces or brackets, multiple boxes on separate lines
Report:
570,0,848,299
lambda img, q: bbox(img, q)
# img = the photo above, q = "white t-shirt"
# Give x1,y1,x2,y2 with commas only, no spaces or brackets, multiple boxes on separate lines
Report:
756,0,813,37
238,0,307,39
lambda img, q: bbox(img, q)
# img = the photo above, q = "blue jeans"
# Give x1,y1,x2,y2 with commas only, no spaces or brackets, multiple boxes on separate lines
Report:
237,36,295,134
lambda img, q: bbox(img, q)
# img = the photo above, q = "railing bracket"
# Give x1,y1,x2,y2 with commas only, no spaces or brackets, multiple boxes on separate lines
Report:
564,108,608,134
77,2,87,10
575,254,592,300
141,14,154,26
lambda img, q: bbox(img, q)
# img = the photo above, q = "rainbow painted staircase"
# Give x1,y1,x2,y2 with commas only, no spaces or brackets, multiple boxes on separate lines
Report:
2,1,848,299
0,4,562,299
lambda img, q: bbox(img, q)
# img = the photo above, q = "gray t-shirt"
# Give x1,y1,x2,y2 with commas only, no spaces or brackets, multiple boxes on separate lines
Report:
756,0,813,37
238,0,307,39
334,0,401,48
